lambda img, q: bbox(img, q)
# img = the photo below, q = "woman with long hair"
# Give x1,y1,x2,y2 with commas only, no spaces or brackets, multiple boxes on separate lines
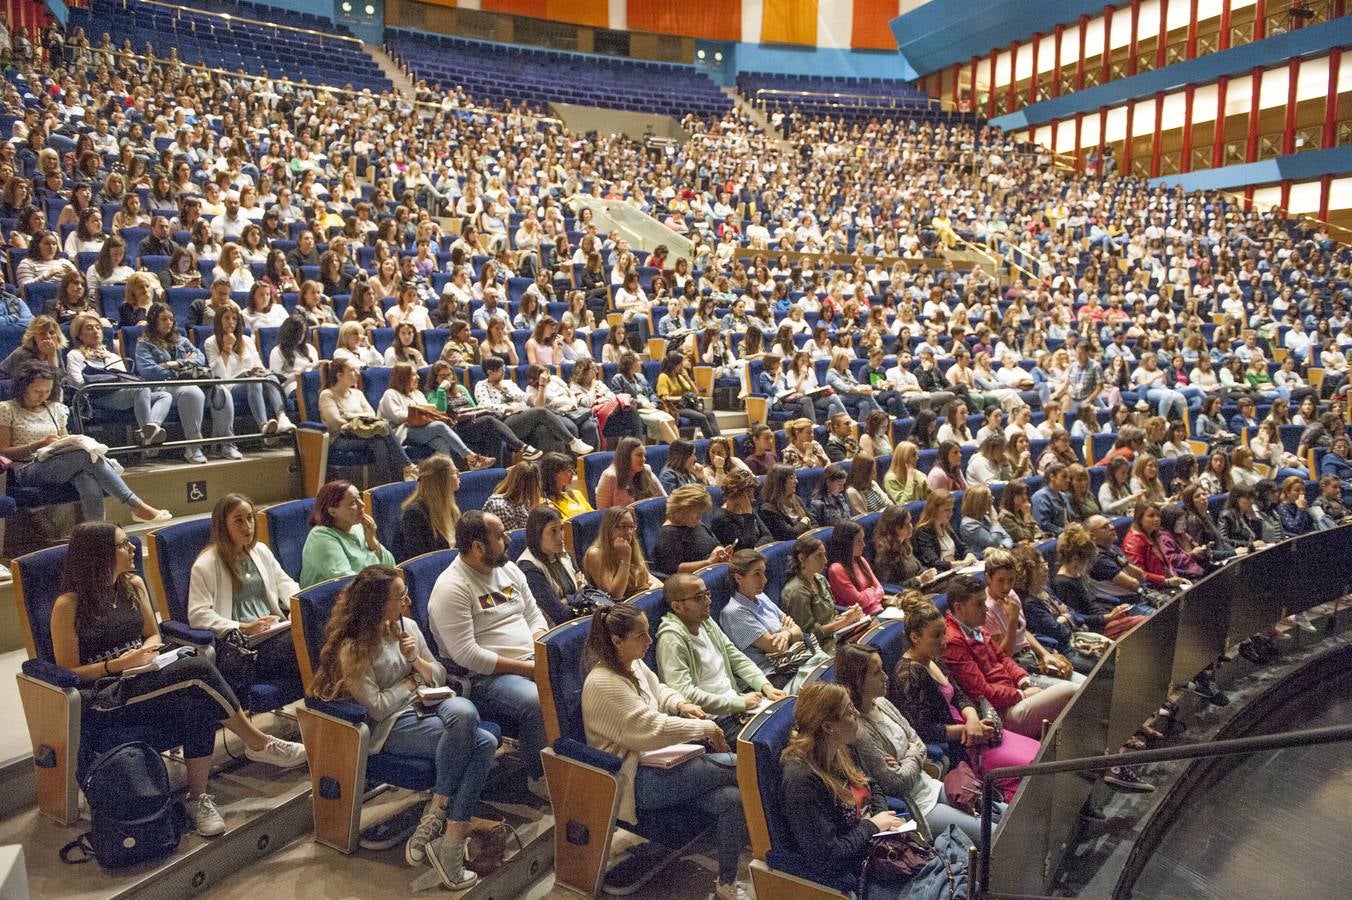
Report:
319,357,415,486
656,351,720,437
888,594,1037,803
778,682,909,893
53,522,305,836
596,436,664,508
1049,523,1148,639
836,643,984,841
581,604,746,899
134,302,237,464
65,311,173,443
927,439,968,492
913,488,975,571
393,454,462,561
483,461,543,532
758,464,813,541
310,565,495,889
299,479,397,587
583,505,658,599
959,484,1014,555
1097,455,1142,515
378,363,489,468
384,321,428,368
844,452,889,514
1129,453,1168,503
824,519,885,615
1122,501,1190,589
205,301,293,441
809,465,852,528
882,440,930,504
516,505,584,625
538,451,593,519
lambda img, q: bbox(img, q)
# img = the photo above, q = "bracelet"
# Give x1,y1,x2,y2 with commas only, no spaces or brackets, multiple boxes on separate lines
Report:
103,659,111,676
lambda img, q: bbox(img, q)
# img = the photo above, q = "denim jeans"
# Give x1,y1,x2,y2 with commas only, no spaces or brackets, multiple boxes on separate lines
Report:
91,386,173,428
330,432,410,484
382,698,498,821
16,448,143,520
230,381,285,427
405,421,472,458
468,673,545,778
1143,387,1185,419
163,383,234,442
634,752,744,883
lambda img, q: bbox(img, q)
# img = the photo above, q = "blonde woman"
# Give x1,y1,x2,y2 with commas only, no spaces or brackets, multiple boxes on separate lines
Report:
394,454,462,560
781,418,830,469
482,461,543,532
583,506,659,599
1130,453,1168,503
882,440,931,504
333,320,382,370
211,242,255,293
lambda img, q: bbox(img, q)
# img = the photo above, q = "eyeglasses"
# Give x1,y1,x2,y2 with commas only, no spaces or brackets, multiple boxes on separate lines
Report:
614,523,637,533
677,589,711,603
116,538,134,552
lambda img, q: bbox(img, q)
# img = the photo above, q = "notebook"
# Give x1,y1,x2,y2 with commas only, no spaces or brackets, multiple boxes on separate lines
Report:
640,743,706,769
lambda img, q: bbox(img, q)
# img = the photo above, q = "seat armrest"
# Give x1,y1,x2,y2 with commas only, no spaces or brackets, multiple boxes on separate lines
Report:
300,421,326,431
304,696,367,724
21,658,80,689
161,620,214,646
552,737,623,773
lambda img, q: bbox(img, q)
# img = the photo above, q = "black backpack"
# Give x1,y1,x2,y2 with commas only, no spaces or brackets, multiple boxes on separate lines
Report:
60,742,189,869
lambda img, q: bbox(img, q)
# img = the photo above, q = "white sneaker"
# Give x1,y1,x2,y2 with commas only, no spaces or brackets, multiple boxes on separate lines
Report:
274,412,296,433
527,774,550,803
186,793,226,837
713,880,753,900
261,418,280,447
140,423,167,446
245,736,307,769
520,444,543,461
221,444,244,461
427,836,478,891
185,447,208,464
568,438,593,455
405,801,447,866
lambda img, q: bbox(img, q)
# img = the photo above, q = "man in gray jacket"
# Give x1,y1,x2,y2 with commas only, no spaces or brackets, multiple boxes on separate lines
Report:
655,573,786,743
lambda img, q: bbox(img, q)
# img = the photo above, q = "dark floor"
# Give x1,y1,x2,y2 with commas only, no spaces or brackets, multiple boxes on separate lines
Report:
1130,681,1352,899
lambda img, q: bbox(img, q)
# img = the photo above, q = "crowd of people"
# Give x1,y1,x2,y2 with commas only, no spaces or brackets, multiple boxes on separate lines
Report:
10,8,1352,898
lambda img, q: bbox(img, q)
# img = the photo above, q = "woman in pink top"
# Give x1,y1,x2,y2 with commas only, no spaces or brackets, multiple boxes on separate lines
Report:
594,437,666,509
823,520,884,616
927,440,968,492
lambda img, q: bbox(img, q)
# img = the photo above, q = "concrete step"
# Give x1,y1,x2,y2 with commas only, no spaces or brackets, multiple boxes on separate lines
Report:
365,42,420,98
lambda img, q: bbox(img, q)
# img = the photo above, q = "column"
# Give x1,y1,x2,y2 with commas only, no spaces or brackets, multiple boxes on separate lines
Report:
1180,84,1196,173
1319,175,1332,221
1219,0,1232,51
988,51,998,118
1245,66,1262,164
1252,0,1266,42
1324,49,1342,149
1156,0,1170,70
1008,40,1020,112
1186,0,1199,59
1053,24,1064,97
1100,5,1114,85
969,57,979,112
1123,98,1136,173
1076,14,1089,90
1282,57,1299,156
1212,75,1229,169
1150,91,1165,177
1029,33,1041,106
1128,0,1141,76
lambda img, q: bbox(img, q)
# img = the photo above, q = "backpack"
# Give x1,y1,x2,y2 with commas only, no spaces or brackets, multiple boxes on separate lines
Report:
60,742,189,869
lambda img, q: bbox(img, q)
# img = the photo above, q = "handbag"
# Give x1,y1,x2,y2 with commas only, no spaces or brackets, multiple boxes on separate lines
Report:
940,760,984,816
568,586,615,617
1070,631,1112,658
863,830,936,886
464,812,522,875
342,415,391,438
214,629,258,699
976,697,1003,746
677,391,702,411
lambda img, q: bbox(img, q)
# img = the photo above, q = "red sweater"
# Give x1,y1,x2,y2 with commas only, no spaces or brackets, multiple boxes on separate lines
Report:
826,559,884,616
942,612,1028,712
1121,527,1172,585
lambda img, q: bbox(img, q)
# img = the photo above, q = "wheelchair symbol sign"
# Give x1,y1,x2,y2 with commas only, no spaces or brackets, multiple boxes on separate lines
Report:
187,480,207,503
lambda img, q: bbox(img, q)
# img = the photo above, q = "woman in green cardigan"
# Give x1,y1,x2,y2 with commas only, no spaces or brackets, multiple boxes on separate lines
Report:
299,480,395,587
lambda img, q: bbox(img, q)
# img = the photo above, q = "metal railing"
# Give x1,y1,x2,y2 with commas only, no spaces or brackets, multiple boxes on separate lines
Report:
752,87,944,112
976,723,1352,898
70,375,293,456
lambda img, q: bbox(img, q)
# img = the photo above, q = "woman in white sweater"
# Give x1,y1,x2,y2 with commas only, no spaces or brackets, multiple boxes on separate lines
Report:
320,357,415,484
204,302,294,439
309,565,496,891
581,604,749,900
187,493,299,637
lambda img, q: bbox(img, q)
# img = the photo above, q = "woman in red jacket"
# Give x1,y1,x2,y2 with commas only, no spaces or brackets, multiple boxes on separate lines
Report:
1121,502,1191,589
824,520,885,616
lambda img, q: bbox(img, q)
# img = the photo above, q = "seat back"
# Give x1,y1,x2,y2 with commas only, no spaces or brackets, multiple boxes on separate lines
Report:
698,563,733,623
364,481,417,559
580,452,614,505
456,467,502,514
860,620,908,679
400,549,458,657
566,509,604,558
11,540,142,663
760,541,794,603
632,496,667,563
145,518,213,622
536,617,592,744
290,575,355,691
737,697,799,862
260,498,315,579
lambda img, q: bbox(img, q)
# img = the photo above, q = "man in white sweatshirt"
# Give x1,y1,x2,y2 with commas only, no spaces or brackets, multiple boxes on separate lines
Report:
428,511,550,797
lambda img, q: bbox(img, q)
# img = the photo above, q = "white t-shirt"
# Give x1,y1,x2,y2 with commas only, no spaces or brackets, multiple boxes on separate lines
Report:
690,628,734,697
0,399,67,446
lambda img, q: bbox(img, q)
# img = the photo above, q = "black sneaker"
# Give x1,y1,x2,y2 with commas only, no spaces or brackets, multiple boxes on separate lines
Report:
1192,675,1229,706
1103,765,1156,793
1252,634,1278,663
1238,641,1266,665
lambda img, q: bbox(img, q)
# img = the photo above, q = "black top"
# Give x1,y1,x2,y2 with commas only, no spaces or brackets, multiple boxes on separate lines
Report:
119,301,149,326
78,588,147,666
517,556,578,627
779,756,884,891
1048,574,1109,630
869,544,923,587
710,507,772,550
759,504,810,542
887,656,976,746
392,501,449,562
652,523,720,576
913,523,967,571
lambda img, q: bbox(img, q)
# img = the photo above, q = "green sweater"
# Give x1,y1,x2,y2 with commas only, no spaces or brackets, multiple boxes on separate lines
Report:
299,524,395,588
655,612,769,715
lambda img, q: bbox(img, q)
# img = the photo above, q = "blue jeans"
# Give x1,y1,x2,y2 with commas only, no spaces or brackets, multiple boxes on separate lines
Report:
468,673,545,778
16,448,143,520
162,384,234,442
405,421,472,458
1143,387,1185,419
811,392,850,422
91,386,173,428
330,432,410,485
634,752,744,884
382,698,498,821
230,381,285,427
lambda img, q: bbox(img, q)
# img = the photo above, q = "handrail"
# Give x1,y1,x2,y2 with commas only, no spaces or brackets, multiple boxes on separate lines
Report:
70,375,290,454
130,0,364,47
752,87,942,109
976,723,1352,898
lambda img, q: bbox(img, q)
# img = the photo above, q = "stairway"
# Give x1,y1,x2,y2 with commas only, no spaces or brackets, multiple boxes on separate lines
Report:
365,43,420,99
720,85,788,146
